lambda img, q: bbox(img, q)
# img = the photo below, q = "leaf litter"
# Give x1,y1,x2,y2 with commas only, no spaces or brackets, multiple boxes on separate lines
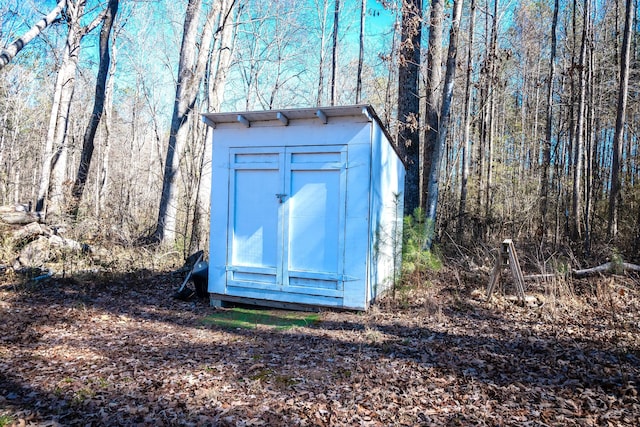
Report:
0,268,638,426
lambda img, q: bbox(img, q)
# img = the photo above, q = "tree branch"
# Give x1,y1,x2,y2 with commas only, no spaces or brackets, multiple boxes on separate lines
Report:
0,0,67,71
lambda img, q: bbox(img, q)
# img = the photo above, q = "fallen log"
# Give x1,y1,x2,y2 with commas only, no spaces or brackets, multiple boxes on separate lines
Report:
0,204,42,225
524,262,640,280
0,211,43,225
572,262,640,277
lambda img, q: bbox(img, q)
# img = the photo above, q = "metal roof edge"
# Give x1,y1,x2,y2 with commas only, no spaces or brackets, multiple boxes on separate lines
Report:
201,104,405,169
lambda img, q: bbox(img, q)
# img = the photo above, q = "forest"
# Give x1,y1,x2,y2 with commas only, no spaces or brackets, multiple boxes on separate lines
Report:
0,0,637,259
0,0,640,425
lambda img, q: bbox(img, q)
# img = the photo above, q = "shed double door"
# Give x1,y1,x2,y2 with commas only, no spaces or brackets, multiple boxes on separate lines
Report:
227,146,347,298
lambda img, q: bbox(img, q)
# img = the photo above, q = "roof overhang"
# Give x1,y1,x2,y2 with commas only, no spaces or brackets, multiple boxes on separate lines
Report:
201,104,404,167
203,104,375,128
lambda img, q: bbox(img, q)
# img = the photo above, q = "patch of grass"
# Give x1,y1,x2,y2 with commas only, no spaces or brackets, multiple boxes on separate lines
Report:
202,308,321,330
0,414,15,427
250,368,274,382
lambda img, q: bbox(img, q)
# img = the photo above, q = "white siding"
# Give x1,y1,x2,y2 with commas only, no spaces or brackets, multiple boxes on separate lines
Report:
205,106,403,310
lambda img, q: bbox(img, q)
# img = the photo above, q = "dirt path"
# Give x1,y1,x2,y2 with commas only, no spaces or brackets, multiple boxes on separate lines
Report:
1,269,639,426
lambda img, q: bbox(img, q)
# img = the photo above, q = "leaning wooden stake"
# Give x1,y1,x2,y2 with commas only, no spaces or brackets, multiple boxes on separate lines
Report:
486,239,526,302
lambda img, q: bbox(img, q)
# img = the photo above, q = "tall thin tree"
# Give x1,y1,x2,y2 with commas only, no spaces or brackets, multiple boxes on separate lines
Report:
424,0,463,248
570,0,589,240
608,0,633,237
396,0,422,215
457,0,476,238
539,0,559,236
355,0,366,103
36,0,109,218
70,0,119,217
422,0,444,211
154,0,234,245
330,0,340,105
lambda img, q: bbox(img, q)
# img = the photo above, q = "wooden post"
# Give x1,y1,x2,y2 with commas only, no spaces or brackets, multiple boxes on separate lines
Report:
486,239,526,302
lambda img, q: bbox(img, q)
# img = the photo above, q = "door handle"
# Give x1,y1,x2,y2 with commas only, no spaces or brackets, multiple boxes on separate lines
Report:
275,193,287,203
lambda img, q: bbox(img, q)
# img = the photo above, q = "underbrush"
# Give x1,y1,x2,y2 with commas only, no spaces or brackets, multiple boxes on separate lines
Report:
381,211,640,339
0,218,185,287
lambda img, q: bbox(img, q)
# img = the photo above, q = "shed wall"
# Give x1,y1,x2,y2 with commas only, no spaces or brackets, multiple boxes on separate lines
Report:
208,118,373,310
206,108,403,310
368,121,405,303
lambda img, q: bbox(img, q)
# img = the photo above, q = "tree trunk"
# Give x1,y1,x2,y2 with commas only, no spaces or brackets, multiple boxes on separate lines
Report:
424,0,463,249
37,1,87,218
571,0,589,240
539,0,559,237
316,0,330,106
35,0,108,219
98,28,118,216
154,0,230,245
584,34,595,255
355,0,366,103
190,0,237,254
457,0,476,239
396,0,422,216
69,0,119,218
483,0,498,228
608,0,633,238
0,0,67,70
330,0,340,106
422,0,444,212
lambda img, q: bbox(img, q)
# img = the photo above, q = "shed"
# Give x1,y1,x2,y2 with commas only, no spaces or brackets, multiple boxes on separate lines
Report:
201,105,404,311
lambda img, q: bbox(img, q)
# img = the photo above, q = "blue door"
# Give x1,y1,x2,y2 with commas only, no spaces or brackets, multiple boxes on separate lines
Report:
227,146,347,298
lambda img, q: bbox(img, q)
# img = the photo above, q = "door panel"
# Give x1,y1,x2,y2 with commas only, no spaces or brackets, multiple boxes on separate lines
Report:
288,169,340,273
226,146,346,297
227,149,283,287
232,169,279,268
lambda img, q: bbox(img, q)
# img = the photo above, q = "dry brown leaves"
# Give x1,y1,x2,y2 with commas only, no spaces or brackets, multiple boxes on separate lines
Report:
0,267,638,426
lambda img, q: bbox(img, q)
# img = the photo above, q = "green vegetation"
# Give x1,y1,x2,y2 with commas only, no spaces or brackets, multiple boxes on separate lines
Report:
202,308,321,330
0,414,15,427
401,208,442,279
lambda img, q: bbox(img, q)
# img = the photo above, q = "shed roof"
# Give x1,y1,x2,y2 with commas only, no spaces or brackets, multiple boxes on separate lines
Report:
201,104,403,165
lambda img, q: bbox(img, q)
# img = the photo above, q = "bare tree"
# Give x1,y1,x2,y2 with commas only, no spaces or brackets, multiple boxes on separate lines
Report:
0,0,67,71
36,0,109,218
316,0,330,106
457,0,476,239
608,0,633,238
355,0,366,103
570,0,589,240
190,0,237,253
397,0,422,216
154,0,235,245
539,0,559,237
330,0,340,105
424,0,463,248
421,0,444,212
69,0,119,217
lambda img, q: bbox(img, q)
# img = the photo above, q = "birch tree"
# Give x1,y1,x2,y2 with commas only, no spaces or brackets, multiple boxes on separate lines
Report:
153,0,235,245
0,0,67,71
35,0,110,219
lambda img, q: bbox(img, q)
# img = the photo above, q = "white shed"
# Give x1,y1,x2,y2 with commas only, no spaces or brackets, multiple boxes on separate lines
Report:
201,105,404,311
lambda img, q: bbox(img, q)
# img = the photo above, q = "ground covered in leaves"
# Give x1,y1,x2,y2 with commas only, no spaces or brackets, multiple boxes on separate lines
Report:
0,265,639,426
